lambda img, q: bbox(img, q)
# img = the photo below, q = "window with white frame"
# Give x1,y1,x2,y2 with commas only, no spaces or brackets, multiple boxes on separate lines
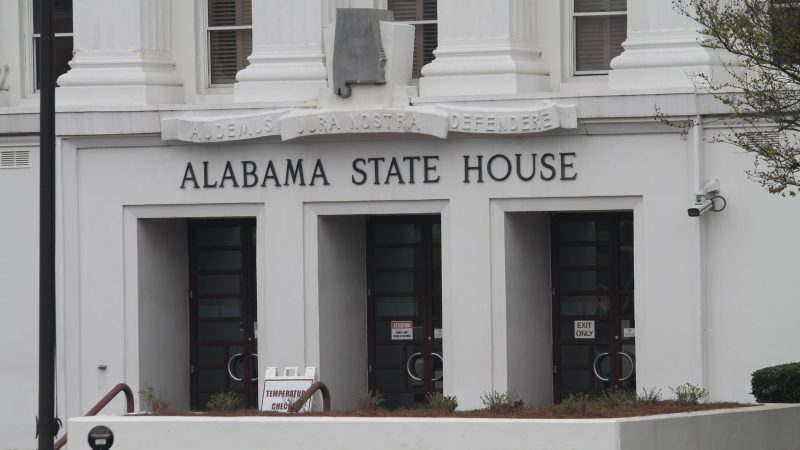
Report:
572,0,626,75
205,0,252,86
770,0,800,64
32,0,73,90
388,0,437,78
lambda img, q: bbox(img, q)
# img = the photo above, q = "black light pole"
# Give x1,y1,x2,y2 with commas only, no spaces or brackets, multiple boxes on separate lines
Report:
38,0,57,449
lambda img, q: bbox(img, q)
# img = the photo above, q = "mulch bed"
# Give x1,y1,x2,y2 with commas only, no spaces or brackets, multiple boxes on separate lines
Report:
140,401,753,419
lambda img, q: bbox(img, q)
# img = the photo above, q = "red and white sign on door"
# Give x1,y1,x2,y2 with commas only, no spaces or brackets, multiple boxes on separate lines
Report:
574,320,595,339
391,320,413,340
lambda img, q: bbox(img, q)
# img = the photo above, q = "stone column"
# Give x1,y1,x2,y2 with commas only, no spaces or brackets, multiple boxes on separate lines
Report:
608,0,733,89
234,0,328,103
57,0,183,105
419,0,550,97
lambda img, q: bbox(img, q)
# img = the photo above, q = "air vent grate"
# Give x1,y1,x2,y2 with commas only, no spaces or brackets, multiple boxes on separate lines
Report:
0,150,31,169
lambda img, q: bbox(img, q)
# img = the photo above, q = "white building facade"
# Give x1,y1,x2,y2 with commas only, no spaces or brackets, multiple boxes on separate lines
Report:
1,1,799,449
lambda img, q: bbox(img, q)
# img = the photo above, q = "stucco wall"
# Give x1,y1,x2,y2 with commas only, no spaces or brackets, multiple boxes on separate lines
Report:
58,129,706,413
137,219,189,411
703,134,800,401
318,215,368,410
0,142,38,450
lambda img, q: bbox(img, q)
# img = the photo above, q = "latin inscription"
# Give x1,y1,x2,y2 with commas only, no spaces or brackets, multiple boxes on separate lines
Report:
292,112,419,136
164,104,577,142
279,109,450,140
441,103,576,134
450,111,554,133
188,118,275,141
174,111,285,143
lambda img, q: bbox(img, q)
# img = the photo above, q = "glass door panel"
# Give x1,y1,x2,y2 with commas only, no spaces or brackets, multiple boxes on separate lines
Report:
189,219,257,410
368,215,442,409
553,213,635,401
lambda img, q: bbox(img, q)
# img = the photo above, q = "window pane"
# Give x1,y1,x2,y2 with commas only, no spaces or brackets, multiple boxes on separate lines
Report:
197,322,243,343
422,23,438,68
196,274,241,295
560,296,610,316
389,0,421,21
575,16,607,72
423,0,437,21
561,345,590,365
197,346,225,365
374,272,425,294
208,0,252,27
558,220,609,242
560,270,610,292
197,298,242,318
197,369,226,390
388,1,438,78
575,15,626,72
610,15,627,60
34,36,74,91
374,224,423,244
560,245,609,267
195,226,240,246
34,0,73,34
197,250,243,271
375,296,421,316
209,29,252,85
575,0,626,13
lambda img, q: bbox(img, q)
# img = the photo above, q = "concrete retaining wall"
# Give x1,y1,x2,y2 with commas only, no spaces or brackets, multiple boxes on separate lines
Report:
66,404,800,450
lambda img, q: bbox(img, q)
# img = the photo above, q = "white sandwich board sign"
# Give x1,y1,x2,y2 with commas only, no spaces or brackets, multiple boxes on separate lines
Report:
260,366,316,412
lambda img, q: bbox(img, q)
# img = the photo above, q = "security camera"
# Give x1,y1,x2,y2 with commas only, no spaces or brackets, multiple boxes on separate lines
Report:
687,179,726,218
687,198,713,217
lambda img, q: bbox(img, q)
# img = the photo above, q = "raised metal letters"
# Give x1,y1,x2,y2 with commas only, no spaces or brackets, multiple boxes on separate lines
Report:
332,8,394,97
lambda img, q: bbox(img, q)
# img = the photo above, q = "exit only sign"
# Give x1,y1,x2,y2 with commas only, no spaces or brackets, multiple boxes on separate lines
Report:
574,320,595,339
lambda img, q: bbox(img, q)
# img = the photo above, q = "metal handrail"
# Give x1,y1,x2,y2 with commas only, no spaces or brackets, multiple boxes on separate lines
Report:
53,383,135,450
288,381,331,413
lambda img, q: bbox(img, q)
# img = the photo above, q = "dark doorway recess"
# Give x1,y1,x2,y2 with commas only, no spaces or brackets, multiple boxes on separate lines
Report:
189,219,257,410
552,212,635,402
367,215,443,409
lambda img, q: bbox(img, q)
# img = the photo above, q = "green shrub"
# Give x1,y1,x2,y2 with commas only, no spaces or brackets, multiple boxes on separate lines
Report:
423,392,458,411
559,392,590,413
637,387,662,405
751,362,800,403
599,388,637,406
355,390,385,410
480,390,523,412
138,386,170,413
206,391,240,411
670,383,708,405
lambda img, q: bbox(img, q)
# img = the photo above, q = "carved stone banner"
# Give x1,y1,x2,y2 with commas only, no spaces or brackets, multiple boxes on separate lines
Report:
439,103,578,134
278,107,450,141
165,111,286,143
161,104,578,143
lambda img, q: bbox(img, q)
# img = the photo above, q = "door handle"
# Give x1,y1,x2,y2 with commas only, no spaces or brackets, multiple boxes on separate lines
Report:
405,352,424,381
592,352,610,382
431,352,444,382
618,351,636,381
592,351,636,382
227,353,259,382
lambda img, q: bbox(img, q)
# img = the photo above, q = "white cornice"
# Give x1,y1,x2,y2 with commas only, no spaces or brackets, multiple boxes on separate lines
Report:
0,89,736,138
